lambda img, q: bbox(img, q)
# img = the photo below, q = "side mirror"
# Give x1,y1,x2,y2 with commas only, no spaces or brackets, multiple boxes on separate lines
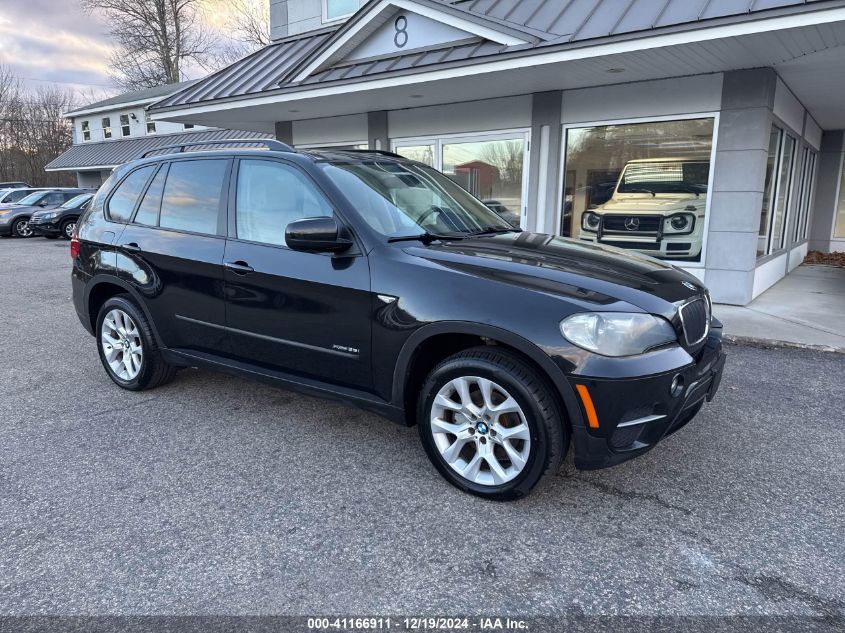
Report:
38,201,50,207
285,217,352,253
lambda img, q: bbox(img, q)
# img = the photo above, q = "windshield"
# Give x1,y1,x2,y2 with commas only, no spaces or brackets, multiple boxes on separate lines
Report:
322,160,513,238
61,193,93,209
617,161,709,195
16,191,47,206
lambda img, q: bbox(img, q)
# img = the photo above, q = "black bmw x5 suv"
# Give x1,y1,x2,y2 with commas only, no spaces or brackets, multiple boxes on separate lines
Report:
71,140,725,500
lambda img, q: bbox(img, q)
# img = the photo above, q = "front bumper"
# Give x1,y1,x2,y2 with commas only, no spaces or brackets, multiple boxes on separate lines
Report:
568,325,725,470
579,233,703,259
29,218,62,236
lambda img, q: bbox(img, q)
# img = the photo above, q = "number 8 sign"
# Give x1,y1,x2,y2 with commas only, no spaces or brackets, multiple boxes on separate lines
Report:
394,15,408,48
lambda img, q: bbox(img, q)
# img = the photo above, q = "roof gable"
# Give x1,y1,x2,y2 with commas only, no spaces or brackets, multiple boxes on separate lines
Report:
290,0,531,83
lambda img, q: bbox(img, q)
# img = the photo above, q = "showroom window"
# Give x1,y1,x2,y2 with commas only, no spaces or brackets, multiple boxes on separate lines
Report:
394,132,529,228
835,156,845,239
323,0,357,21
793,147,817,243
561,117,715,263
758,127,798,256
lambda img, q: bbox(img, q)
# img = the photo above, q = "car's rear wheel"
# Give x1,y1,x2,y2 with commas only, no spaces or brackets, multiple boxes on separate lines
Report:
60,219,77,239
96,295,176,391
11,217,33,237
418,347,566,501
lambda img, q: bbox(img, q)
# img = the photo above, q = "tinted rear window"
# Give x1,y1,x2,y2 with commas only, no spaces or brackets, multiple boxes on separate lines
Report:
159,160,227,235
108,166,155,222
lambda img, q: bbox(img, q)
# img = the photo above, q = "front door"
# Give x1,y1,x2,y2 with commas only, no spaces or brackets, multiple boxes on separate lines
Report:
223,158,372,390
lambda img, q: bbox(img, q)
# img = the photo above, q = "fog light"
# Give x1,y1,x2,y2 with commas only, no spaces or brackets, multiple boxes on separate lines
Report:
670,374,685,398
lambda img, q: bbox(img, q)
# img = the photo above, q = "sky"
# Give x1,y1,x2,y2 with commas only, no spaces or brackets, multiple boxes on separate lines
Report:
0,0,245,106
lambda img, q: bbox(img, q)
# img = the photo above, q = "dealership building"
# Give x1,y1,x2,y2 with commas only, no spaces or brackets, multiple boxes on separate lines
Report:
147,0,845,305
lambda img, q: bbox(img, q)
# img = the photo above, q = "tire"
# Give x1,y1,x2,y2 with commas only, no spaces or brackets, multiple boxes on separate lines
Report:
11,217,33,238
95,295,176,391
417,346,567,501
60,218,77,240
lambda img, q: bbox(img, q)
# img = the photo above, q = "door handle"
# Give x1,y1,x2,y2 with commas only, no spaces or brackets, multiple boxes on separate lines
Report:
225,261,254,274
121,242,141,253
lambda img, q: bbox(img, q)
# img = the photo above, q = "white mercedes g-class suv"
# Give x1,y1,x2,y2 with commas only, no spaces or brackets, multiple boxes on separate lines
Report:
578,158,709,259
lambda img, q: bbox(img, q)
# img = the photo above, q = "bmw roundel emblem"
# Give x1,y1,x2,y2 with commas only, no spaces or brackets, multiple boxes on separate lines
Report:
682,281,697,290
476,422,488,434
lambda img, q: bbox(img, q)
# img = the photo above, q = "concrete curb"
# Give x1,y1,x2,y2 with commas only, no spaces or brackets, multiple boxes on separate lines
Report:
724,335,845,354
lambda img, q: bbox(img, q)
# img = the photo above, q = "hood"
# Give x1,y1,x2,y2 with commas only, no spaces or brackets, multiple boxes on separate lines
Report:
598,196,705,214
404,232,704,316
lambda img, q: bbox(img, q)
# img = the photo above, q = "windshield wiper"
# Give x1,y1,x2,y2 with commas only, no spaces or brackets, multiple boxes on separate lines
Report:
387,232,468,244
465,227,523,237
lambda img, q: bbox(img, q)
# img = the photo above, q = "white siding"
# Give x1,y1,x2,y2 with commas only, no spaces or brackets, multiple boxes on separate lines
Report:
389,95,532,139
73,106,199,145
561,74,724,124
773,78,805,135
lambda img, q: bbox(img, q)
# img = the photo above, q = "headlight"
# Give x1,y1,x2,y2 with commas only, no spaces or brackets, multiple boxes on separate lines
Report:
582,212,600,231
560,312,678,357
40,212,59,219
665,213,695,234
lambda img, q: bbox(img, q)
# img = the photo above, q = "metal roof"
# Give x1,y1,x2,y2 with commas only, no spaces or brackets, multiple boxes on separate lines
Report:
149,0,832,112
65,80,199,117
153,30,335,110
451,0,816,41
44,129,271,171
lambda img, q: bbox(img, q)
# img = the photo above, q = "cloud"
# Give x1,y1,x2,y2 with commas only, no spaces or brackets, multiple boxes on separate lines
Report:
0,0,115,93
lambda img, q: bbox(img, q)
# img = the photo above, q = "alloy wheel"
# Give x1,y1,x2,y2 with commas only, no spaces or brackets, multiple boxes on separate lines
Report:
430,376,531,486
63,221,76,238
13,219,33,237
100,309,143,381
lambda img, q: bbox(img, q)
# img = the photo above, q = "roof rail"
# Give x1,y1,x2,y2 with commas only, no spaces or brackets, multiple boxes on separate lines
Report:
323,148,406,159
141,138,293,158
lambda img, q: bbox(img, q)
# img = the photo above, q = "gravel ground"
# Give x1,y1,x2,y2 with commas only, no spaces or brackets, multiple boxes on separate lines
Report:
0,237,843,619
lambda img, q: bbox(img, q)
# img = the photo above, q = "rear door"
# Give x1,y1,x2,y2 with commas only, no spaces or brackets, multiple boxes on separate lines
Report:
223,157,373,390
115,158,232,354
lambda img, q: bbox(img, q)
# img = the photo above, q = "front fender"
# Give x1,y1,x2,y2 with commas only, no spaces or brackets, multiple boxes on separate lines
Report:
391,320,585,430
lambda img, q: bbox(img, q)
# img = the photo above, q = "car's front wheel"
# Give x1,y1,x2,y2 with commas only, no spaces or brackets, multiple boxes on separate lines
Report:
61,218,77,239
96,295,176,391
418,347,567,500
11,217,33,237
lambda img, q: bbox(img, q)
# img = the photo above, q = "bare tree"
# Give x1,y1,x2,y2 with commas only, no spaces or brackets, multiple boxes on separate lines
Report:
0,65,75,186
80,0,216,90
212,0,271,66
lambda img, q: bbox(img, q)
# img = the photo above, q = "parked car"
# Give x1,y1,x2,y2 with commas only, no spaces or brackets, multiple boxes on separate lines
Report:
0,181,29,189
71,141,725,500
578,158,709,260
0,187,44,205
0,188,93,238
30,193,94,239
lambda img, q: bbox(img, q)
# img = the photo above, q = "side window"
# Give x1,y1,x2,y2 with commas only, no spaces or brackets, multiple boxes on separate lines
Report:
107,165,155,222
236,159,332,246
9,190,30,202
133,165,167,226
43,192,65,205
62,192,78,203
159,160,228,235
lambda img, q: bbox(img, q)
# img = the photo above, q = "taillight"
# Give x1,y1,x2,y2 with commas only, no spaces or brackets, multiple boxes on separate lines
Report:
70,233,80,259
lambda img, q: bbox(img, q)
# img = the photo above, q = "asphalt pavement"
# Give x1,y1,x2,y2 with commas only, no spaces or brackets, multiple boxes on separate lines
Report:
0,237,843,619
